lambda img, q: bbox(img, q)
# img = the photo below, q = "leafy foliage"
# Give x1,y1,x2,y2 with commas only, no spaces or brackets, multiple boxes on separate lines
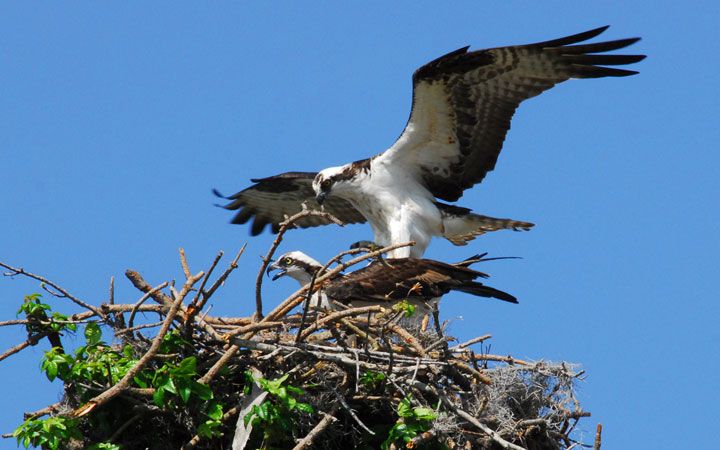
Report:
17,293,76,337
243,372,315,447
382,396,438,450
39,322,136,386
13,416,82,450
393,299,416,317
87,444,123,450
359,370,386,391
19,320,228,447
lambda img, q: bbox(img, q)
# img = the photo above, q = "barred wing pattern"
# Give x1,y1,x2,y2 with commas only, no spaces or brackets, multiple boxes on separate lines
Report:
214,172,366,235
380,26,645,201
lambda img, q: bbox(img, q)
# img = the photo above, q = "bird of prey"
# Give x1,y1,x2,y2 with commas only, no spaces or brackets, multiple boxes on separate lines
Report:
266,251,517,316
218,26,644,257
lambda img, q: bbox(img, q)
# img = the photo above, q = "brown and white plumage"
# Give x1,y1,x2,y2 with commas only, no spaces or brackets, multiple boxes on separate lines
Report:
381,25,645,202
218,26,643,256
267,251,516,311
213,172,366,235
324,257,517,306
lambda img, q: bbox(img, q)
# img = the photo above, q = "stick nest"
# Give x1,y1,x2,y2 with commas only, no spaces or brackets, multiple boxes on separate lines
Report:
1,211,595,449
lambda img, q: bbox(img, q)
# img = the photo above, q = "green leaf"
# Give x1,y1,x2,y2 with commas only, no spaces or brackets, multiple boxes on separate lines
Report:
286,385,305,396
44,360,58,381
192,382,213,401
412,407,438,421
173,356,197,378
133,375,148,388
243,409,255,426
153,387,166,407
84,322,102,346
88,444,123,450
162,378,177,395
397,396,413,418
295,403,314,414
286,396,297,410
178,386,191,403
206,402,223,420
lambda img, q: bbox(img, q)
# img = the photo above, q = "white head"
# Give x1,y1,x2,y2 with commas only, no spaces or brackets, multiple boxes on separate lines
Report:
266,251,323,285
312,159,371,204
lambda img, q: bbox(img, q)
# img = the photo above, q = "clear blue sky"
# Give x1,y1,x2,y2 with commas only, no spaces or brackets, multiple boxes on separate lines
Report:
1,2,718,448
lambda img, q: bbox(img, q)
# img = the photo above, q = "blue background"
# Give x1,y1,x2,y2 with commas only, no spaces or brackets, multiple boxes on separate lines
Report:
1,2,718,448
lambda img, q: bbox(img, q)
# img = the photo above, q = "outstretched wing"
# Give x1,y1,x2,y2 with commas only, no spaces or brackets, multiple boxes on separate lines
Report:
324,258,516,304
215,172,366,235
378,26,646,201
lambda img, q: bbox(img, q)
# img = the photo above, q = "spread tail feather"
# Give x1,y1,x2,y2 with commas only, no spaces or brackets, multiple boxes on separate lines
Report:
437,203,534,246
454,282,518,303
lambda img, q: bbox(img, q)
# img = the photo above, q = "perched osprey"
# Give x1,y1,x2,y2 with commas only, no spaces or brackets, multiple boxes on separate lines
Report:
218,26,644,257
266,251,517,316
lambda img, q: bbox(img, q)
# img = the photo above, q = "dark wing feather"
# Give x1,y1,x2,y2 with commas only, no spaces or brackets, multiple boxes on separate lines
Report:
215,172,366,235
380,26,646,201
324,258,516,304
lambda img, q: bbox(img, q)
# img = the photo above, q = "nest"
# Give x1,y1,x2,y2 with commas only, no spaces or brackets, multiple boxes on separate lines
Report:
1,211,597,449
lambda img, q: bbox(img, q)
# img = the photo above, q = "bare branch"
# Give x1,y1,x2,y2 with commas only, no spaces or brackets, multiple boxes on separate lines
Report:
0,261,104,317
292,407,339,450
127,282,169,329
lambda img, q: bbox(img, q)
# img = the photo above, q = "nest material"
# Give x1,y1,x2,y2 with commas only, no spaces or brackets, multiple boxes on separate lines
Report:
1,211,596,449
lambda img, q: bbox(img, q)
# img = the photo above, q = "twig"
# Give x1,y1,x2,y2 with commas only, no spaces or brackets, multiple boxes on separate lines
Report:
451,406,525,450
464,354,531,366
198,344,240,385
115,321,166,335
406,428,438,448
384,322,427,357
292,406,339,450
127,282,169,328
23,402,61,420
0,261,104,317
295,270,319,344
450,360,492,385
202,244,246,302
220,321,285,339
179,248,192,280
185,250,224,330
332,389,375,435
450,334,492,351
298,305,385,341
593,423,602,450
0,332,50,362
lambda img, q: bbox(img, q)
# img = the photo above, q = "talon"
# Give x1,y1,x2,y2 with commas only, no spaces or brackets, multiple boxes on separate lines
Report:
350,240,380,251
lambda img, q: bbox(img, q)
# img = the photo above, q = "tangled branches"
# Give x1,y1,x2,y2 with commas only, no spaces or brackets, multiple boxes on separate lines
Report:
1,211,598,449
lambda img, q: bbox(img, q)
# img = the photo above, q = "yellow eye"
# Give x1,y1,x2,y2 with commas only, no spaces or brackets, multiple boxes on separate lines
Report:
321,179,332,190
284,257,293,265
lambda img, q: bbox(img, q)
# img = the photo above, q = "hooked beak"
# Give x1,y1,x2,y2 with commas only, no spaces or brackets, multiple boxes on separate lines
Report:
266,260,286,281
315,192,327,205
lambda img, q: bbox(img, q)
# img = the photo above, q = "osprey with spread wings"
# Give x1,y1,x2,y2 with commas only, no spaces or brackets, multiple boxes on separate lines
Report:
217,26,644,257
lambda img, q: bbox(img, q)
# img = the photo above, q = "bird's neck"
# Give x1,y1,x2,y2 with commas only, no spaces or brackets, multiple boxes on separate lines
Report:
287,268,321,285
